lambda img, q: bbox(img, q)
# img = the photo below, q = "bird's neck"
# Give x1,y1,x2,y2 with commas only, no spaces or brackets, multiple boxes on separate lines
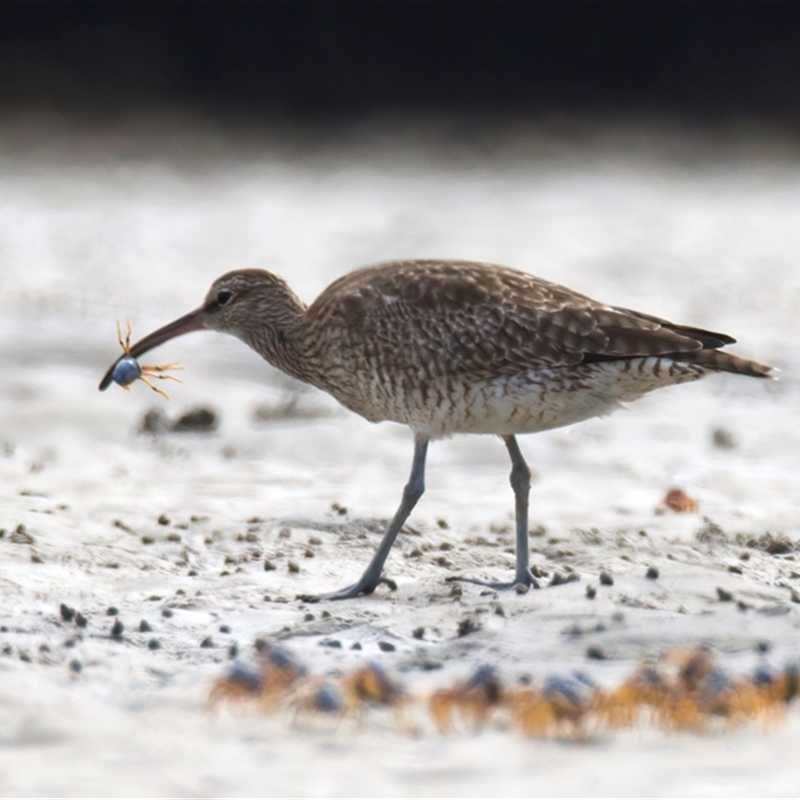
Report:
237,291,313,384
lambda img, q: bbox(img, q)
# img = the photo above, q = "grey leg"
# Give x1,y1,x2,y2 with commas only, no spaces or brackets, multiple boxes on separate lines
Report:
299,435,429,601
503,435,539,589
447,435,539,591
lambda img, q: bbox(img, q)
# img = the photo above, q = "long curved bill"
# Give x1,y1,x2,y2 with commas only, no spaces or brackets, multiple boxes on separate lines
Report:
98,306,208,391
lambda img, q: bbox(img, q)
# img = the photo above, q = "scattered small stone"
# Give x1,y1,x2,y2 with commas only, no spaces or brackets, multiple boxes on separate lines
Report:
756,641,771,654
106,607,119,616
39,643,50,653
319,639,342,648
75,612,88,628
320,610,331,619
331,502,347,516
200,636,214,648
711,427,737,450
228,643,239,658
141,535,155,545
166,532,181,542
739,551,751,561
303,613,315,622
746,533,793,555
549,571,579,587
717,587,734,602
599,571,614,586
412,626,425,640
287,561,300,573
1,644,12,655
139,620,152,632
110,619,124,639
457,616,481,637
254,638,268,652
790,587,800,604
140,408,169,434
586,585,597,600
563,622,585,637
161,609,173,618
148,639,161,650
728,564,743,574
378,640,396,652
219,624,231,633
350,642,362,650
493,603,505,617
170,407,219,433
586,645,606,660
449,582,463,599
278,528,292,539
9,523,34,544
264,560,277,571
30,553,43,563
737,600,751,612
157,514,170,526
188,570,198,576
19,652,32,663
304,548,315,558
645,566,659,580
514,582,530,595
759,604,790,617
69,659,82,673
60,603,75,622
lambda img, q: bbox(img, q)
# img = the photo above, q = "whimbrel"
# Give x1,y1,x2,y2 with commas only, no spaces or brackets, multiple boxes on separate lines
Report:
99,259,772,600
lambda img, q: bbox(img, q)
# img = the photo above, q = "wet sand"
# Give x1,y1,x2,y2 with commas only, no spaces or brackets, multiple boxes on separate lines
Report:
1,114,799,796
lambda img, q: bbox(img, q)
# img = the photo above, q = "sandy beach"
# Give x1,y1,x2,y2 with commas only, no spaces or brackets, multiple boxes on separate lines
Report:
1,114,799,796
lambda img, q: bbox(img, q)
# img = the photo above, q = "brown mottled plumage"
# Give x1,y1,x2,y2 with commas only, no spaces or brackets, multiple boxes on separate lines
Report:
99,259,772,600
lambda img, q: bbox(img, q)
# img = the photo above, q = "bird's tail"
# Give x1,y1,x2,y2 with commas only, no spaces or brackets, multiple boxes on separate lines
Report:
675,349,774,378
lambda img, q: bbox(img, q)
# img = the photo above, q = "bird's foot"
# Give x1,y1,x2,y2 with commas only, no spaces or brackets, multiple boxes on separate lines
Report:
297,576,397,603
446,568,542,593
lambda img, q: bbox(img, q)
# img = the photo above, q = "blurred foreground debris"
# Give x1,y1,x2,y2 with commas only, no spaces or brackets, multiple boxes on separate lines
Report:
210,643,798,740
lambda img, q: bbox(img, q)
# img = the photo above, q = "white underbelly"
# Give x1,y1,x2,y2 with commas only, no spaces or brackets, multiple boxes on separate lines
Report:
396,357,707,438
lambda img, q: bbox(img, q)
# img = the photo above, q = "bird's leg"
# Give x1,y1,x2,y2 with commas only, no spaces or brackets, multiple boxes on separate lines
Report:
299,436,429,602
448,435,540,592
503,434,540,589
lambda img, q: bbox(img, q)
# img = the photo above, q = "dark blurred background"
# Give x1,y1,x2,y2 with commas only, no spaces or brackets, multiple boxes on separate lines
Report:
2,1,800,121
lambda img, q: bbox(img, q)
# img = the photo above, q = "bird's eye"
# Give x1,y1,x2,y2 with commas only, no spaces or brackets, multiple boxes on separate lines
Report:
217,290,233,306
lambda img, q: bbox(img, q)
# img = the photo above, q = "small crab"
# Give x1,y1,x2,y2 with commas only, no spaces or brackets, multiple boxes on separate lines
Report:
256,645,308,710
208,662,264,709
341,662,412,730
523,672,598,738
110,320,183,399
287,680,347,731
429,664,504,733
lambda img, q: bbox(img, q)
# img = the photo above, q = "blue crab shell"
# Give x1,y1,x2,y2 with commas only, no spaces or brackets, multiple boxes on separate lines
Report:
111,357,142,387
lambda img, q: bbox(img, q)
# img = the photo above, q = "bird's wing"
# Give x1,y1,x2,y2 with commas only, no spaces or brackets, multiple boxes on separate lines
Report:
309,260,728,378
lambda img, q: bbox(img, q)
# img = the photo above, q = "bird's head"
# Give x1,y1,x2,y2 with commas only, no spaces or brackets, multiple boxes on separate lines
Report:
99,269,306,391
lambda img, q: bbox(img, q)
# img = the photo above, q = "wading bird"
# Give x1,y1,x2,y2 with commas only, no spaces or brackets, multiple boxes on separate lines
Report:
99,260,771,600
